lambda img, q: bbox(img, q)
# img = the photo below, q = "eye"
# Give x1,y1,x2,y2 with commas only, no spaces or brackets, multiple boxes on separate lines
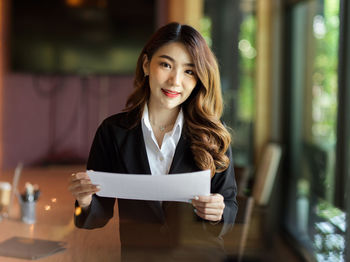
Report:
160,62,171,69
185,69,195,76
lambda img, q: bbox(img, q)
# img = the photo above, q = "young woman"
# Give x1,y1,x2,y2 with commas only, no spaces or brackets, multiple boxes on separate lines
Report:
69,22,237,258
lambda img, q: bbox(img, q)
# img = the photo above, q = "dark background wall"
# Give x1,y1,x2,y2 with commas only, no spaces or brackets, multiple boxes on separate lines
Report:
3,74,133,170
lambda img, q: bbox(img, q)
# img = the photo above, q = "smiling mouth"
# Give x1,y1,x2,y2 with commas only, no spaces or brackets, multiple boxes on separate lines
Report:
161,88,180,98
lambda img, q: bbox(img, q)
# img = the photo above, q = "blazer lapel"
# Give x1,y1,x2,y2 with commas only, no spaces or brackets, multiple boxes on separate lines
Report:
119,123,151,175
168,134,187,174
168,132,199,174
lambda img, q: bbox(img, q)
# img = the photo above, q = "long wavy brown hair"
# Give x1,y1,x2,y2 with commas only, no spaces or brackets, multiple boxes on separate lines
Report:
124,22,231,176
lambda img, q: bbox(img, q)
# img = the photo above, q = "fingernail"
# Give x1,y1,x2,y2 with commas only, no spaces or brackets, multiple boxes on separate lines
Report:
96,185,101,189
71,173,75,176
194,209,197,214
194,196,199,200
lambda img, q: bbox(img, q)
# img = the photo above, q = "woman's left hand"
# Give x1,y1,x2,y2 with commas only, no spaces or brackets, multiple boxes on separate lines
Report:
191,193,225,222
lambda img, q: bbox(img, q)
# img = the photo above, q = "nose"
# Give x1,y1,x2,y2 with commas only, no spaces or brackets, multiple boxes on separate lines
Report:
168,69,181,86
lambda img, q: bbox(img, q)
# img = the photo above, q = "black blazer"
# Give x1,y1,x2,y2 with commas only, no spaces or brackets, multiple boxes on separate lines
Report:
75,109,238,248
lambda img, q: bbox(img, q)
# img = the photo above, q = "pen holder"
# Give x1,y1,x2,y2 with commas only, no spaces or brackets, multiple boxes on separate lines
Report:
20,201,36,224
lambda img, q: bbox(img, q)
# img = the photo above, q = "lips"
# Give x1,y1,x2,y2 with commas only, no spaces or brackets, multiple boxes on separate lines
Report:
161,88,180,98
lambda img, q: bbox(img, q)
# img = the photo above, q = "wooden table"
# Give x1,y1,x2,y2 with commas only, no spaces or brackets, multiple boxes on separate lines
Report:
0,166,120,262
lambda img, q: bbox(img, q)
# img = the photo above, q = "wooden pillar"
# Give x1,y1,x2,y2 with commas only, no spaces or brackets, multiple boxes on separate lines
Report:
254,0,274,165
167,0,203,30
0,0,6,172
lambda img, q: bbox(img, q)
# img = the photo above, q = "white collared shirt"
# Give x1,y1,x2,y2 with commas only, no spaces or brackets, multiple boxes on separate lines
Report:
141,104,184,176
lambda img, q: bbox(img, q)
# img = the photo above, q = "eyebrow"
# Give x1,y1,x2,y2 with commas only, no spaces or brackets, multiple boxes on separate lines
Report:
158,55,195,67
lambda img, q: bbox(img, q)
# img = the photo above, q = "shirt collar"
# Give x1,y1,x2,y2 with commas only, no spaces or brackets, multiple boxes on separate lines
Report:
142,103,184,136
142,104,153,132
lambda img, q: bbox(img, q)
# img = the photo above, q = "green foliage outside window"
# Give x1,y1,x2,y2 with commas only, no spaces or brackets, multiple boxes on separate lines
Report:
312,0,339,144
200,16,213,48
238,15,256,122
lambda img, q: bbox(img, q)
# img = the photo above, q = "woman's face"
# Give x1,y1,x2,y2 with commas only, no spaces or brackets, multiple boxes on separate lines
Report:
143,42,198,111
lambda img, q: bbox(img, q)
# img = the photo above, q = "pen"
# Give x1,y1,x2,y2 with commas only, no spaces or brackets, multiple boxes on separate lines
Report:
21,182,37,202
34,184,40,201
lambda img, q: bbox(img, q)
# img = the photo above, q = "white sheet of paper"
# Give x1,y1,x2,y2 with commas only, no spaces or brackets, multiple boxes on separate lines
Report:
87,170,211,202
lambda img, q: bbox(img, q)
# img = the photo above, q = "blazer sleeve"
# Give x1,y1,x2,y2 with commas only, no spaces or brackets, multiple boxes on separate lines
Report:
74,120,116,229
204,145,238,236
212,145,238,224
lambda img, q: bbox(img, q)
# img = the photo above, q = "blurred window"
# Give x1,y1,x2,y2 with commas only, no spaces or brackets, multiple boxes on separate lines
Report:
202,0,257,168
284,0,349,261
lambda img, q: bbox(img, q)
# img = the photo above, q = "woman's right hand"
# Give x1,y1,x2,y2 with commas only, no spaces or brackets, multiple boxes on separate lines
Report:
68,172,100,208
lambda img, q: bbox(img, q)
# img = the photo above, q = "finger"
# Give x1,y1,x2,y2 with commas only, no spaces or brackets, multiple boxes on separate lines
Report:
68,179,95,193
69,183,100,196
70,178,93,187
192,194,224,207
76,191,97,200
195,206,223,216
70,185,100,195
193,194,223,203
194,208,222,222
71,188,99,200
193,201,225,210
69,173,96,191
70,172,91,182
